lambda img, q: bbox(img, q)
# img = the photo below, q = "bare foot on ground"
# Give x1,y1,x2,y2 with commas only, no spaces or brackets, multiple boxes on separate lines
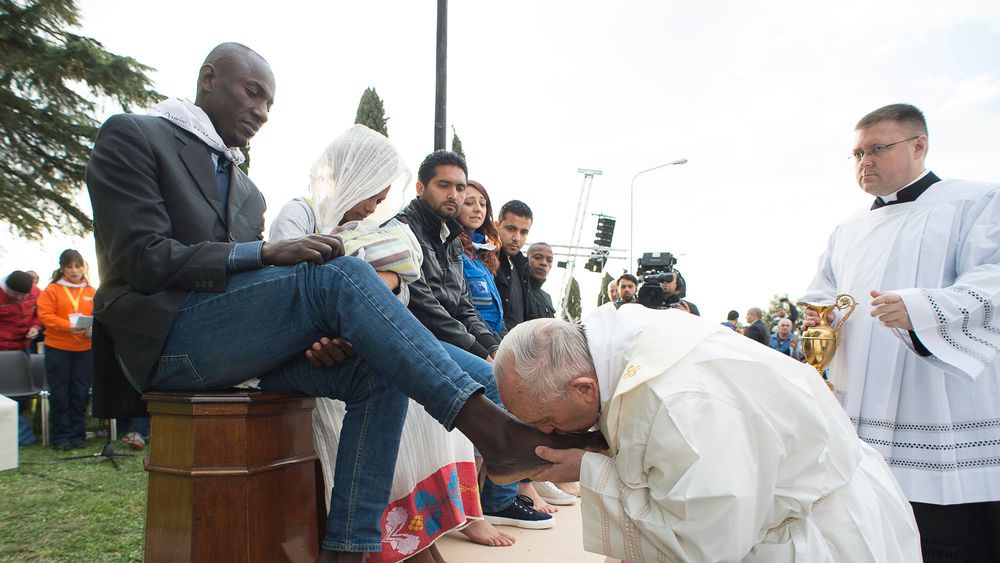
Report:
519,481,558,514
458,519,516,547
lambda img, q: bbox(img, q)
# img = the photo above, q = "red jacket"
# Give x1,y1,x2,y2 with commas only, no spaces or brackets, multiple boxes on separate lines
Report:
0,285,41,351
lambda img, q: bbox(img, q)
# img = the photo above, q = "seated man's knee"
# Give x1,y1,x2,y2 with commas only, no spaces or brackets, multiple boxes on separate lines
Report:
310,256,378,285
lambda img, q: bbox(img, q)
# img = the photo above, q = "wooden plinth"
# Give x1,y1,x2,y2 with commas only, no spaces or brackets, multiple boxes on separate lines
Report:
142,391,321,563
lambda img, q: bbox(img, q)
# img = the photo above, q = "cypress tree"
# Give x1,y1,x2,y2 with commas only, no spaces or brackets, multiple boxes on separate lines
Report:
597,272,613,306
1,0,162,239
562,276,582,323
354,87,388,136
451,126,464,158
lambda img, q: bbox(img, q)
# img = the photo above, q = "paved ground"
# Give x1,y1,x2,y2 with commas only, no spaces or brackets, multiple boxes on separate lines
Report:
437,501,618,562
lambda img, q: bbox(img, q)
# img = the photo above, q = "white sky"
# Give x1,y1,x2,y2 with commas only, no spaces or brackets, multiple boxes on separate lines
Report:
3,0,999,322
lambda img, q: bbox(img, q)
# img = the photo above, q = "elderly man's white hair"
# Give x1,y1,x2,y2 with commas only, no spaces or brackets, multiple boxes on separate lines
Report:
494,318,595,404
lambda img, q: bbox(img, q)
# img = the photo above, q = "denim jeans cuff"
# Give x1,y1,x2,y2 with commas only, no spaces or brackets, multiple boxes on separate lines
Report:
437,384,482,430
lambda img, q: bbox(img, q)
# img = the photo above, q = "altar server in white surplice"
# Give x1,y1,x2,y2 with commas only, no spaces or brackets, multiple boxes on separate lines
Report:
800,103,1000,562
493,308,920,562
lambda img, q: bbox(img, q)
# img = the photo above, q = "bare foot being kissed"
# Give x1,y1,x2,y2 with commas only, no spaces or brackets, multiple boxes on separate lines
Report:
459,519,516,547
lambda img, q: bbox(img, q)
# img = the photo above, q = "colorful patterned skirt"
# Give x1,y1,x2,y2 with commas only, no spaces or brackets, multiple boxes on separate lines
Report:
312,397,482,562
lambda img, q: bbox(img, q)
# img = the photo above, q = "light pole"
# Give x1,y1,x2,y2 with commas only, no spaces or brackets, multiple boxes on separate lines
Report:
629,158,687,268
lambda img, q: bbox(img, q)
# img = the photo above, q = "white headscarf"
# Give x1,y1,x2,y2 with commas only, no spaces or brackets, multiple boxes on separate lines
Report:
309,124,411,231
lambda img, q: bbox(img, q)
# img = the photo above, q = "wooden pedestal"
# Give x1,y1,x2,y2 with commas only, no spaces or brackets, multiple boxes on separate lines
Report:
142,391,321,563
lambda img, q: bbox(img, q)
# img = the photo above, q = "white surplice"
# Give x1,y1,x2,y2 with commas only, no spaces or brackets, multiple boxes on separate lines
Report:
800,176,1000,506
578,306,920,562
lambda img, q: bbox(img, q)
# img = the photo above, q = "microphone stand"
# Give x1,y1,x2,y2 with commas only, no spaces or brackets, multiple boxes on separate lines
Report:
55,418,135,469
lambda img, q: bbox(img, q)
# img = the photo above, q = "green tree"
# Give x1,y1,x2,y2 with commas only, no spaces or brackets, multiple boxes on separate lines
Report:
354,87,388,136
1,0,162,240
561,276,582,323
451,126,464,158
597,272,613,306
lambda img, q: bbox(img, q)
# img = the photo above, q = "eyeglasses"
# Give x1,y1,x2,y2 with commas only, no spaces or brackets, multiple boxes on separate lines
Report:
850,136,921,161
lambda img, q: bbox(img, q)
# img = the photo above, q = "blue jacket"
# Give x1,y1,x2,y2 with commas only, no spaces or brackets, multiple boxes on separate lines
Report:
770,333,792,356
461,235,504,334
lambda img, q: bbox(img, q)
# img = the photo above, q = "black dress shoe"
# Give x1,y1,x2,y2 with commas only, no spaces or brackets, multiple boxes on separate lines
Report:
69,440,86,450
52,442,70,451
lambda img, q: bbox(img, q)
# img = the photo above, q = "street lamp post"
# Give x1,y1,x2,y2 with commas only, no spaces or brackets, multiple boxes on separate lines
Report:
629,158,688,268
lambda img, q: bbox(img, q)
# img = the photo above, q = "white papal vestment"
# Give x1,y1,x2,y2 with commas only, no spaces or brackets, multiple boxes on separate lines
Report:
800,177,1000,506
578,306,920,562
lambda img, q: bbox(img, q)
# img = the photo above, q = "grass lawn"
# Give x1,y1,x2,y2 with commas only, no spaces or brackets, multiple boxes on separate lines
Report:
0,435,146,563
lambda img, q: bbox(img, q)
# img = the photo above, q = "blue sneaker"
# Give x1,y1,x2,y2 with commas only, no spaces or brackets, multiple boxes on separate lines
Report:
484,495,555,529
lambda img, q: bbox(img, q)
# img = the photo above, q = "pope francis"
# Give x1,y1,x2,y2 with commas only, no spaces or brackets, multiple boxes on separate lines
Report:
494,306,921,562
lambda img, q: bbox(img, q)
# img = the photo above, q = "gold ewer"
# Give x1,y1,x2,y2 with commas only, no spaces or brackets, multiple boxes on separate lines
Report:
796,294,857,390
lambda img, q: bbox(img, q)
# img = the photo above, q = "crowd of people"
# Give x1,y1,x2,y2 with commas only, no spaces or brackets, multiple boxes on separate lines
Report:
264,125,577,556
720,299,809,362
1,254,150,451
3,40,996,563
602,271,809,362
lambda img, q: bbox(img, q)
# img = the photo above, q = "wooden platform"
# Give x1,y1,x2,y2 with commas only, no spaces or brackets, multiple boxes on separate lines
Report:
142,391,321,563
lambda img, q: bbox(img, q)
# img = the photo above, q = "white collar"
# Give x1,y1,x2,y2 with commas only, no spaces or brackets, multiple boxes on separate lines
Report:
147,98,246,165
881,169,929,203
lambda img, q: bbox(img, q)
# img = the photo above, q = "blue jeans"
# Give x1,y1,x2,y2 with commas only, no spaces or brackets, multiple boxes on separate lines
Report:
436,343,518,513
148,258,485,552
46,347,92,446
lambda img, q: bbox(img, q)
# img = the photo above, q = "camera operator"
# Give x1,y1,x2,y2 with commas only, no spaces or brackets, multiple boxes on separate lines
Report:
658,269,700,316
633,252,700,315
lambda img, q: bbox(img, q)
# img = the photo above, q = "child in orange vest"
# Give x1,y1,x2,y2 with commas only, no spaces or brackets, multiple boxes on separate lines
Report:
37,249,96,450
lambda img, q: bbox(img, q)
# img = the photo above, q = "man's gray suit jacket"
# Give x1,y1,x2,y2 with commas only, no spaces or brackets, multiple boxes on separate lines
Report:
86,114,266,390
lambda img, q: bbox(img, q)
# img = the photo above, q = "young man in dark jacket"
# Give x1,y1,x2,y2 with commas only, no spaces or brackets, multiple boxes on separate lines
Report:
525,242,556,320
494,200,533,331
394,152,501,360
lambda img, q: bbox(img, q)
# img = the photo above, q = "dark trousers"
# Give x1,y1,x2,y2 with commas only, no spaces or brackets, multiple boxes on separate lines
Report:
46,347,93,445
912,500,1000,563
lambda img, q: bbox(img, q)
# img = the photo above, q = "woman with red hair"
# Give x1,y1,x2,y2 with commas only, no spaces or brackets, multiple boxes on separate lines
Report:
459,181,504,336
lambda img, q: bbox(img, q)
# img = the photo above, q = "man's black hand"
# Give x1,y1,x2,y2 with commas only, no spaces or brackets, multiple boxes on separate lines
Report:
306,337,355,367
261,235,345,266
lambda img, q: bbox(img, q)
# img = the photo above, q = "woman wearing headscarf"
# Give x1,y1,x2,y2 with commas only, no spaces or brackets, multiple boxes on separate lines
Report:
36,249,96,450
269,125,512,562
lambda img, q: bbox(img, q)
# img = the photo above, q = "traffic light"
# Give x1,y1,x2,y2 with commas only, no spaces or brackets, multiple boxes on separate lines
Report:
593,216,616,248
584,254,606,273
585,216,616,272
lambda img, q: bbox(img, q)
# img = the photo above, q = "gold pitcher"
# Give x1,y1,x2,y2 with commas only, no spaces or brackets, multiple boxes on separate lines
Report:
796,294,857,390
